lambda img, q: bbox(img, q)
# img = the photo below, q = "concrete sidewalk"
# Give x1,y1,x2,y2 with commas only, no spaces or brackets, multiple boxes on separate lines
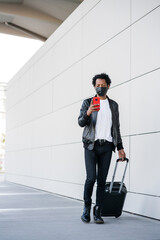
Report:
0,180,160,240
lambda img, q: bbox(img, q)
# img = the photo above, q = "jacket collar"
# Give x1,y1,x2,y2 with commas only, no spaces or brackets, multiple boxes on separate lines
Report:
94,94,110,101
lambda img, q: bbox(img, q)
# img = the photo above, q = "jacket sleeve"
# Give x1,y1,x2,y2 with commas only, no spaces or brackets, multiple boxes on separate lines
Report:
78,99,90,127
116,104,124,151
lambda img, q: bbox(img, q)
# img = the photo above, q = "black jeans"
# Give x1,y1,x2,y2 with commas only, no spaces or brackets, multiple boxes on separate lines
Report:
83,140,113,207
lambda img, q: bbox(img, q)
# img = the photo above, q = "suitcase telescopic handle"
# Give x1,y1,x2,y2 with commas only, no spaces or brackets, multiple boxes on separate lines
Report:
117,158,129,163
109,158,129,194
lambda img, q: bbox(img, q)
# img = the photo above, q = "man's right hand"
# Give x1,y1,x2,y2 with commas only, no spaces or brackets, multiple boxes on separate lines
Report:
87,100,100,116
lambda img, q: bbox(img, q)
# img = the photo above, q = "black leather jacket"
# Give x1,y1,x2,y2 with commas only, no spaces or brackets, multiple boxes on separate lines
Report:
78,95,124,152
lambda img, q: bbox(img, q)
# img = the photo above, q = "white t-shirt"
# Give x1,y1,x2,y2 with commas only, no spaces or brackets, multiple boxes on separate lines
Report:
95,98,113,142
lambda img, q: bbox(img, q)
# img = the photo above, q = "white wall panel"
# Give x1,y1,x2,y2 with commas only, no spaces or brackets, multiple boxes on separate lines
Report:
6,68,33,109
6,80,20,110
130,69,160,135
5,150,31,176
17,68,33,103
51,143,85,184
31,147,52,179
30,177,84,200
49,20,83,78
33,53,51,91
61,21,83,67
5,0,160,219
6,105,19,130
43,0,101,62
130,133,160,196
32,104,83,149
33,21,83,92
32,81,52,120
131,0,160,23
32,114,54,148
51,102,82,145
82,0,130,56
4,152,15,174
82,29,130,99
15,150,32,176
17,122,33,150
52,63,83,111
131,7,160,78
18,95,33,126
124,192,160,220
5,128,19,152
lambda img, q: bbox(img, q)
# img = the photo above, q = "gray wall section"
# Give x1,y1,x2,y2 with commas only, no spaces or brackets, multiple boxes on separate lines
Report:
5,0,160,219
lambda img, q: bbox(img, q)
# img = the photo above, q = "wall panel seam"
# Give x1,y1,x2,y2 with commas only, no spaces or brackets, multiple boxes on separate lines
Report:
5,172,84,186
128,191,160,198
131,4,160,25
6,141,82,152
123,131,160,137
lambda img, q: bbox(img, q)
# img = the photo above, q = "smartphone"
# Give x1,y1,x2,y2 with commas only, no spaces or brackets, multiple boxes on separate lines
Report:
93,97,100,111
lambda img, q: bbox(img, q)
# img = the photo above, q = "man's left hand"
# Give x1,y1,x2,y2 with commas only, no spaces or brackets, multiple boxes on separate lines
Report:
118,149,126,161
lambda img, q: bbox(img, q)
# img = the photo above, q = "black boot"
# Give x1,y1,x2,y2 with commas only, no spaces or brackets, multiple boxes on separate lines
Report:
81,204,91,223
93,205,104,224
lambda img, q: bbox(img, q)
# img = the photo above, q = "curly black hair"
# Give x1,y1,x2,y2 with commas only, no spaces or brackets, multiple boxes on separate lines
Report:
92,73,111,86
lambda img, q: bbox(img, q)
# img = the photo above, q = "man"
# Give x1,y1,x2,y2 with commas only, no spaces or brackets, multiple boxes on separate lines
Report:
78,73,126,224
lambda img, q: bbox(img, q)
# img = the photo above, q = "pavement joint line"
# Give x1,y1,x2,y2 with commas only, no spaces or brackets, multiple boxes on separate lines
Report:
0,186,10,188
0,192,50,196
0,206,82,212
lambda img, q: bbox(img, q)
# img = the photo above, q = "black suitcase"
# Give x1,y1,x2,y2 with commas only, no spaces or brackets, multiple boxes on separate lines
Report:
101,158,129,218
